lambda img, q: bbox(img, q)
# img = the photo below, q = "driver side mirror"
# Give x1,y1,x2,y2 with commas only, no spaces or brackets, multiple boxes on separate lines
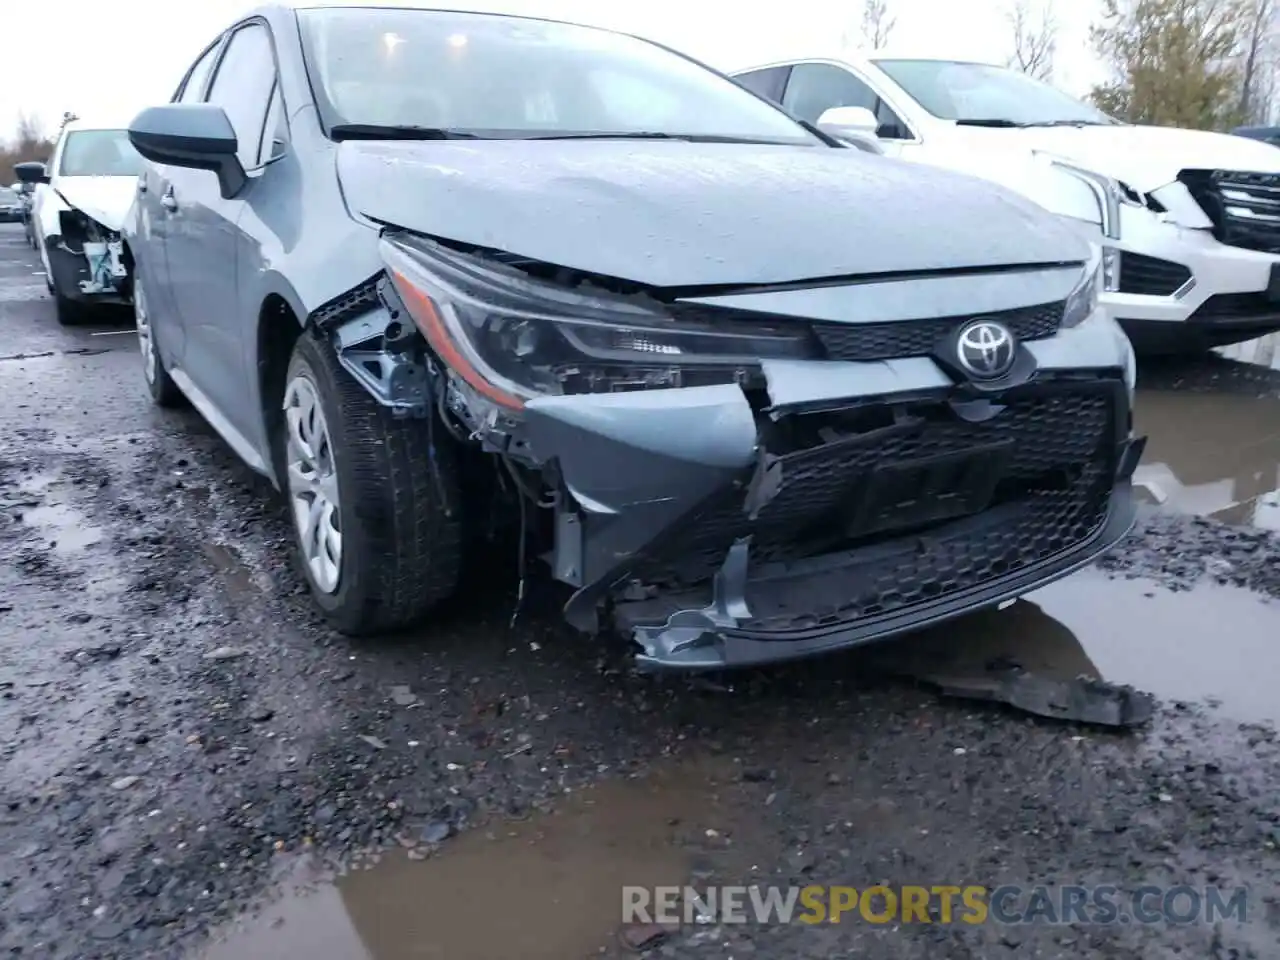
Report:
816,105,880,139
13,161,49,185
128,103,247,199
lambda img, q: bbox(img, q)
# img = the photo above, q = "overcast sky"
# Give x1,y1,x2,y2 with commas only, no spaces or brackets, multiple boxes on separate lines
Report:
2,0,1107,141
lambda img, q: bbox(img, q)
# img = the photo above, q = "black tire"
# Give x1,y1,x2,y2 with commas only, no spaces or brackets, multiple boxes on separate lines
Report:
283,332,464,635
134,272,184,408
54,290,88,326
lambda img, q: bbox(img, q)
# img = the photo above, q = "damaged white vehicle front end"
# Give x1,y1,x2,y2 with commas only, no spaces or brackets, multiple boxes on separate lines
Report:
15,120,143,324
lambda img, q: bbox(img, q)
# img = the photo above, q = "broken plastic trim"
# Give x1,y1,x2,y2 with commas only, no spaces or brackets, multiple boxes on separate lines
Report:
317,276,432,417
55,208,128,296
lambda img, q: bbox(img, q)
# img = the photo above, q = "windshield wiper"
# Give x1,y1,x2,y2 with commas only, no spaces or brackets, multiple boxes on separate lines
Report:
524,132,784,144
1018,119,1112,128
954,118,1027,128
329,124,483,141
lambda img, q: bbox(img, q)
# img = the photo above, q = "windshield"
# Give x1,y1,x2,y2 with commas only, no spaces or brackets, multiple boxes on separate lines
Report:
58,129,146,177
297,7,818,144
873,59,1115,126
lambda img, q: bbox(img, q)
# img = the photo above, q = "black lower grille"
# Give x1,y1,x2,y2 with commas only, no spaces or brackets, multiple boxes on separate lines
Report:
1117,252,1191,296
812,301,1063,362
633,381,1120,589
737,469,1111,631
1190,292,1280,325
1179,169,1280,255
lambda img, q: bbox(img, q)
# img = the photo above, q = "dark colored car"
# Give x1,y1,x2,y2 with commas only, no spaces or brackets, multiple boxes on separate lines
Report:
1234,126,1280,147
121,2,1143,670
0,185,23,223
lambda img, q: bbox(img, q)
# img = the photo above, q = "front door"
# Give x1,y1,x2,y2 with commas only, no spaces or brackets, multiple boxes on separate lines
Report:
164,20,278,441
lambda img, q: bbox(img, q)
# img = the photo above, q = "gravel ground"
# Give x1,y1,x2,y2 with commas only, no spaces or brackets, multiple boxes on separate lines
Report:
0,223,1278,959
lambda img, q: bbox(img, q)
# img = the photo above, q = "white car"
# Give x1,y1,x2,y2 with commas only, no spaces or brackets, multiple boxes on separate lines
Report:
14,117,144,325
732,55,1280,354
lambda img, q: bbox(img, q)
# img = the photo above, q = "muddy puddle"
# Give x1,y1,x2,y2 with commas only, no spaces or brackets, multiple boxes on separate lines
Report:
200,764,742,960
888,567,1278,726
1133,388,1280,529
197,567,1279,960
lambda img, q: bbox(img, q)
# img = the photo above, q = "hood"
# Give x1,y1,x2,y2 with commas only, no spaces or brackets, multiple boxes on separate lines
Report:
53,175,138,231
946,123,1280,193
337,140,1087,289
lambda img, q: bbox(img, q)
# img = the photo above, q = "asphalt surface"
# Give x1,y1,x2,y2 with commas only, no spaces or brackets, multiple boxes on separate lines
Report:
1,221,1279,960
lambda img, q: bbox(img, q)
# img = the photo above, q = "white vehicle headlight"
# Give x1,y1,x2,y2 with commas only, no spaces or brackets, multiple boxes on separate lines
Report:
1039,156,1142,242
1062,250,1102,328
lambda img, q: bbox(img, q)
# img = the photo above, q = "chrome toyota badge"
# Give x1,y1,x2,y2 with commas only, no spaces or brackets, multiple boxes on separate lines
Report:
955,319,1017,379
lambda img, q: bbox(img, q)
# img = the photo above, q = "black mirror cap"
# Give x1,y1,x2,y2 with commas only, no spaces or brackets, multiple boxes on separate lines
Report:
13,161,48,185
128,103,239,166
128,104,247,199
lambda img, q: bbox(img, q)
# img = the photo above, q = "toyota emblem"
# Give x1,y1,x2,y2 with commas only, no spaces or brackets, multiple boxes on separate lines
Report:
955,319,1017,379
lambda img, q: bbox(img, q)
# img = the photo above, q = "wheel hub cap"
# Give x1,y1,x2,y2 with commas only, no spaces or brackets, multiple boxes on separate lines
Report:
283,375,342,594
135,281,156,385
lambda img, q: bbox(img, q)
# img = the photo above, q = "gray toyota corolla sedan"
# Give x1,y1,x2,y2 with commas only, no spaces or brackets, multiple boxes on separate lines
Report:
122,2,1144,670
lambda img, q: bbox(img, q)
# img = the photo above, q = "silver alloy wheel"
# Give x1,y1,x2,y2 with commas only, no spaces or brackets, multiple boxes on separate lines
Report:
135,278,157,385
283,374,343,594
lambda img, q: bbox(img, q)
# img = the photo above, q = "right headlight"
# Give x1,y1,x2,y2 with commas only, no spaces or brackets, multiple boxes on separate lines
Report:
380,233,814,410
1061,247,1103,328
1039,156,1130,241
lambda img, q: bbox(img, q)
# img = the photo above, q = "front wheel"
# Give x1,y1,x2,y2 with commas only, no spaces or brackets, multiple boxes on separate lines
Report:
282,333,464,635
134,272,184,407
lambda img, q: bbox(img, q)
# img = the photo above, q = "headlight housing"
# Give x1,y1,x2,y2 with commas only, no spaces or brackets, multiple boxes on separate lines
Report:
1039,155,1146,242
1061,248,1103,328
381,234,814,410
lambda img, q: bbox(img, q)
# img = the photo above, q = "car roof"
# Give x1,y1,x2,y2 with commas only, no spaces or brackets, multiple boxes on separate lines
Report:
59,117,139,135
729,50,1001,75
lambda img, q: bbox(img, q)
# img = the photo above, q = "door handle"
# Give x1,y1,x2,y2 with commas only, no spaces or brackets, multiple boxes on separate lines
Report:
137,179,147,195
161,187,178,212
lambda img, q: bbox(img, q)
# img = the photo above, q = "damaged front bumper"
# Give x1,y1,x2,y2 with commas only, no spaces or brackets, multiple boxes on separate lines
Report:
525,358,1143,672
44,209,131,305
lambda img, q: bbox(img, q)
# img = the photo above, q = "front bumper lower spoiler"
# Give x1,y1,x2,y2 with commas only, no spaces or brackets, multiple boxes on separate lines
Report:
624,484,1138,671
620,431,1145,672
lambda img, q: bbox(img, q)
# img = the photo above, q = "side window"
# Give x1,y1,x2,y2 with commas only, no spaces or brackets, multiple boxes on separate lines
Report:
205,23,278,168
735,66,790,104
782,64,877,123
874,100,912,140
257,80,290,164
176,41,222,103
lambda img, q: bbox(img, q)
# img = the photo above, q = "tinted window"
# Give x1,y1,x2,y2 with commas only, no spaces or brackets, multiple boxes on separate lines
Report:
177,41,222,103
735,66,789,103
873,59,1114,125
783,63,912,140
783,64,878,122
297,8,818,144
58,130,145,177
206,23,278,165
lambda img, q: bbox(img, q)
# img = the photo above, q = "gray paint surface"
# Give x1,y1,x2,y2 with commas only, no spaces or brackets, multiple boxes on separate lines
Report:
337,139,1089,288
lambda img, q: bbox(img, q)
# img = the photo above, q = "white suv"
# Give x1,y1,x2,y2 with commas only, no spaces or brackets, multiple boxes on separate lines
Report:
732,55,1280,354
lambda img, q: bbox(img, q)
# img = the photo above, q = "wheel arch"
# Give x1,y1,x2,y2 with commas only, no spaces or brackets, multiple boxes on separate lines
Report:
254,279,309,491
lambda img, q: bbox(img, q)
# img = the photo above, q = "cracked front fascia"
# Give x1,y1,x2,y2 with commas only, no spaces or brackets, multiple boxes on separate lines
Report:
1147,181,1215,230
522,383,759,624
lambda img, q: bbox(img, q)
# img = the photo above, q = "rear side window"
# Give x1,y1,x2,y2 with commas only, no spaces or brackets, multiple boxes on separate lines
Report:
205,23,279,167
736,66,790,104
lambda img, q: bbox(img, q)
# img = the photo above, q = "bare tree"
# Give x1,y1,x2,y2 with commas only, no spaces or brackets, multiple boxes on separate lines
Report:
861,0,897,49
1237,0,1276,123
3,112,56,174
1006,0,1059,80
